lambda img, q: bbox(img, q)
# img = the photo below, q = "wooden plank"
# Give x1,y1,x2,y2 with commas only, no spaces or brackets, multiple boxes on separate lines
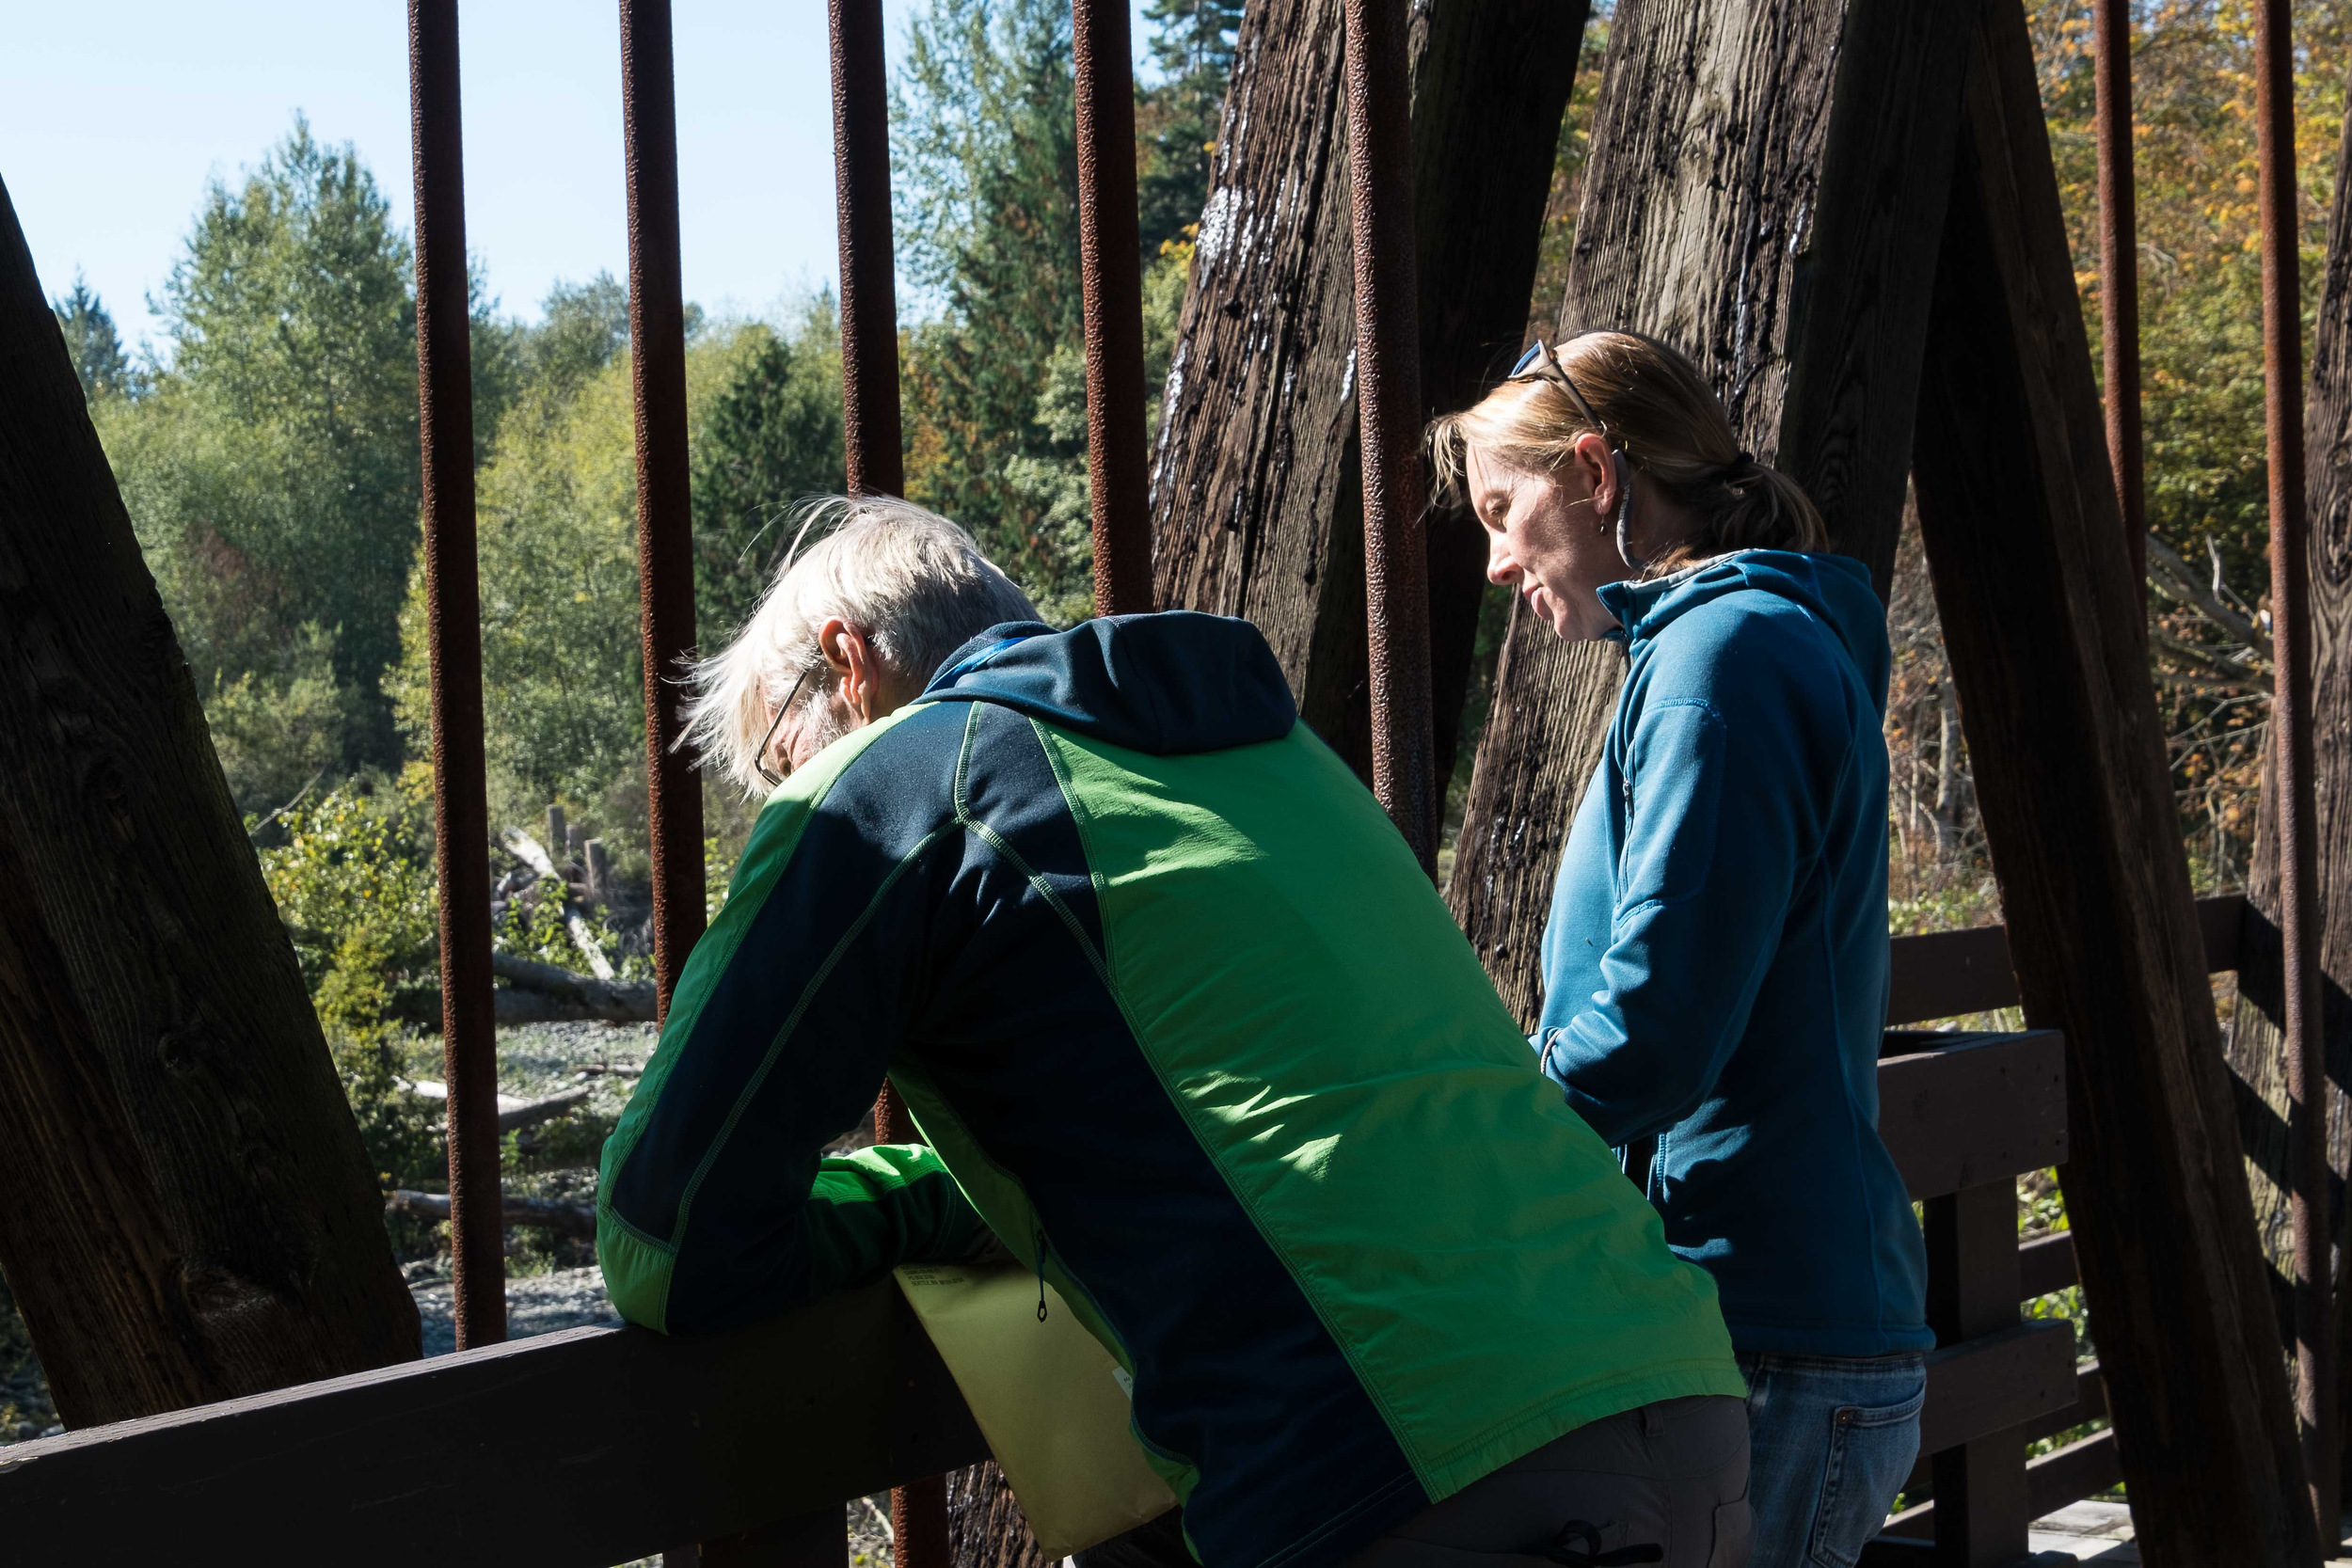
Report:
1878,1425,2122,1553
1886,923,2020,1026
2018,1229,2078,1301
1918,1319,2078,1458
0,1280,986,1568
2201,892,2248,974
1925,1180,2029,1566
2026,1430,2124,1520
1878,1033,2067,1200
2021,1362,2107,1446
1883,894,2243,1026
1447,0,1979,1024
1907,2,2320,1558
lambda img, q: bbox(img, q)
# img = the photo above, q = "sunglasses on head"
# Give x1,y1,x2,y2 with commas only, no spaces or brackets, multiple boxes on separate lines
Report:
1503,338,1646,575
1507,338,1610,436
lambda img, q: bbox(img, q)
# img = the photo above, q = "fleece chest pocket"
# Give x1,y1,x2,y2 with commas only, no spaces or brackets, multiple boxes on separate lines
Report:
1613,699,1727,919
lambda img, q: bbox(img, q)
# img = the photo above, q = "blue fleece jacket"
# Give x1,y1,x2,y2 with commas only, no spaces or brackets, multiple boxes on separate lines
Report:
1533,550,1931,1356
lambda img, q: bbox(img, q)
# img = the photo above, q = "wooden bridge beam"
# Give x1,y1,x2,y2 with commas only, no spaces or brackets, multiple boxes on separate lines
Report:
1147,0,1584,785
1907,3,2320,1559
0,175,421,1425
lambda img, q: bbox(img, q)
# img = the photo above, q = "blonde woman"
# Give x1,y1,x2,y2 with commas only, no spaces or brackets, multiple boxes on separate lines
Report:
1430,333,1930,1568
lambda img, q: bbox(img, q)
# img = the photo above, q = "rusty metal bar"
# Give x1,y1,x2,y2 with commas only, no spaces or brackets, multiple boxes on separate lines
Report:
407,0,506,1351
869,1091,949,1568
1073,0,1153,616
2254,0,2337,1540
2093,0,2145,592
830,0,904,499
1341,0,1438,876
619,0,707,1019
830,8,948,1565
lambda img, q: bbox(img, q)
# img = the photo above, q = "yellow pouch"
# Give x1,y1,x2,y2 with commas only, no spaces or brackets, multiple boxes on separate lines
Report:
894,1262,1178,1557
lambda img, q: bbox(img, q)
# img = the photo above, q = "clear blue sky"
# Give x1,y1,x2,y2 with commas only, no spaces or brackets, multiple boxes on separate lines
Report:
4,2,1152,356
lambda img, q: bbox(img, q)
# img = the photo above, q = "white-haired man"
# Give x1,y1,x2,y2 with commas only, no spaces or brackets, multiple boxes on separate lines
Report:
599,496,1750,1568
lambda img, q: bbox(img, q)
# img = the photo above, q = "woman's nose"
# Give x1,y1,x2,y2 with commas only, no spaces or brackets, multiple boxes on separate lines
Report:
1486,531,1519,587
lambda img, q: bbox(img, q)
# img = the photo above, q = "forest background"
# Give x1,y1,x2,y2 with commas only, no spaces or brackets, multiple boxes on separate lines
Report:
1,0,2336,1451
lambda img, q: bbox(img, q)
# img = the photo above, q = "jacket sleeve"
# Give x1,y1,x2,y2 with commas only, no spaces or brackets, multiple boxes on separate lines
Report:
1532,675,1820,1148
596,738,989,1336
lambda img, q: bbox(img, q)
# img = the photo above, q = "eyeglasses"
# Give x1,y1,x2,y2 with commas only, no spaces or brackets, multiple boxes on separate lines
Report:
1508,338,1610,437
751,665,818,789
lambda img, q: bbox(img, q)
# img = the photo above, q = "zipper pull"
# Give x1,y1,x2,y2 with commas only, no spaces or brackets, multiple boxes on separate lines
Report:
1034,1227,1050,1322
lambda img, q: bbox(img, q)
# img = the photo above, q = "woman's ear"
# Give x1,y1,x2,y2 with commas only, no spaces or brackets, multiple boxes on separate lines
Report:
1574,431,1617,521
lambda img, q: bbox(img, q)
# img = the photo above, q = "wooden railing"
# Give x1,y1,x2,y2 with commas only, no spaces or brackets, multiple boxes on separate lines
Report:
0,899,2248,1566
1865,892,2249,1564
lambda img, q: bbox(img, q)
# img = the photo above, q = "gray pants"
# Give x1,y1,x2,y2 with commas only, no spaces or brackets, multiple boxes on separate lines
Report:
1342,1395,1752,1568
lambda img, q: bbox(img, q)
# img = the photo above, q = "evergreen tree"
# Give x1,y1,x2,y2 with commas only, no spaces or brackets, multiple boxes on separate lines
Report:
690,303,847,641
51,275,136,402
1136,0,1244,257
894,0,1089,614
152,116,422,764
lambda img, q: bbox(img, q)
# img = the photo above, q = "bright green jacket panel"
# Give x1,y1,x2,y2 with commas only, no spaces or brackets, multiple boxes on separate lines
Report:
1041,723,1746,1498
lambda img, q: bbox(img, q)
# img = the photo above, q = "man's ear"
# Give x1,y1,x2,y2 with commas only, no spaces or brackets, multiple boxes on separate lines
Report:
818,617,877,722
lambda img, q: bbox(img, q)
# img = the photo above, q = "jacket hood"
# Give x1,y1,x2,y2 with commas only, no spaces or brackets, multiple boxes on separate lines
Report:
911,610,1298,755
1596,550,1889,700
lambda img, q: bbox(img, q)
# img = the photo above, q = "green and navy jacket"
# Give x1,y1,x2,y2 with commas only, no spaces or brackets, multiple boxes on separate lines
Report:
598,612,1742,1568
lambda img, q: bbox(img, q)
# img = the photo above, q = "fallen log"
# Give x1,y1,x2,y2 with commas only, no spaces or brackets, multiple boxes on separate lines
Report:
402,1082,594,1134
502,829,619,981
389,962,659,1029
384,1189,597,1240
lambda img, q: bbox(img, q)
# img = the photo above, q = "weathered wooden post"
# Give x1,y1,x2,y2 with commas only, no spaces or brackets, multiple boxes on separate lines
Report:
1908,3,2321,1559
0,173,421,1424
1149,0,1584,784
2225,7,2352,1523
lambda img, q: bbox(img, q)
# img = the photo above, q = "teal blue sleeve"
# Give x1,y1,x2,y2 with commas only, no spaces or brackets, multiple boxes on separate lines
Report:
1534,681,1812,1145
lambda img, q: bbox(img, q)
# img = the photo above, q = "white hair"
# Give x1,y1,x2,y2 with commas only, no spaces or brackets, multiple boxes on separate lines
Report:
683,494,1039,797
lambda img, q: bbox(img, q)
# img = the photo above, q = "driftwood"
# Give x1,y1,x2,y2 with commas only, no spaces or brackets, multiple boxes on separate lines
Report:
502,828,618,981
401,1081,593,1134
384,1188,597,1240
391,952,658,1029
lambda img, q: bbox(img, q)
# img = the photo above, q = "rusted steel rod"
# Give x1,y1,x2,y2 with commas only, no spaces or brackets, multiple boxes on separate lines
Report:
831,8,948,1566
407,0,505,1349
619,0,707,1019
2093,0,2146,592
1341,0,1438,876
2254,0,2337,1539
1073,0,1153,616
830,0,904,499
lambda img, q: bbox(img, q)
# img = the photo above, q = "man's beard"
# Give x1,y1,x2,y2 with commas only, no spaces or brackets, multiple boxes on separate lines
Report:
793,687,852,763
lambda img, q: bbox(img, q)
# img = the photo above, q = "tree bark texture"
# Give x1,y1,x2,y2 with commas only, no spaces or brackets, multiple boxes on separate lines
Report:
2225,33,2352,1503
0,177,421,1426
1446,0,1978,1022
943,1461,1054,1568
1908,8,2321,1560
1149,0,1582,784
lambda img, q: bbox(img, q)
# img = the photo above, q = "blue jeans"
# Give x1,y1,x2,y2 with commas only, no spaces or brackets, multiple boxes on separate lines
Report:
1737,1351,1925,1568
